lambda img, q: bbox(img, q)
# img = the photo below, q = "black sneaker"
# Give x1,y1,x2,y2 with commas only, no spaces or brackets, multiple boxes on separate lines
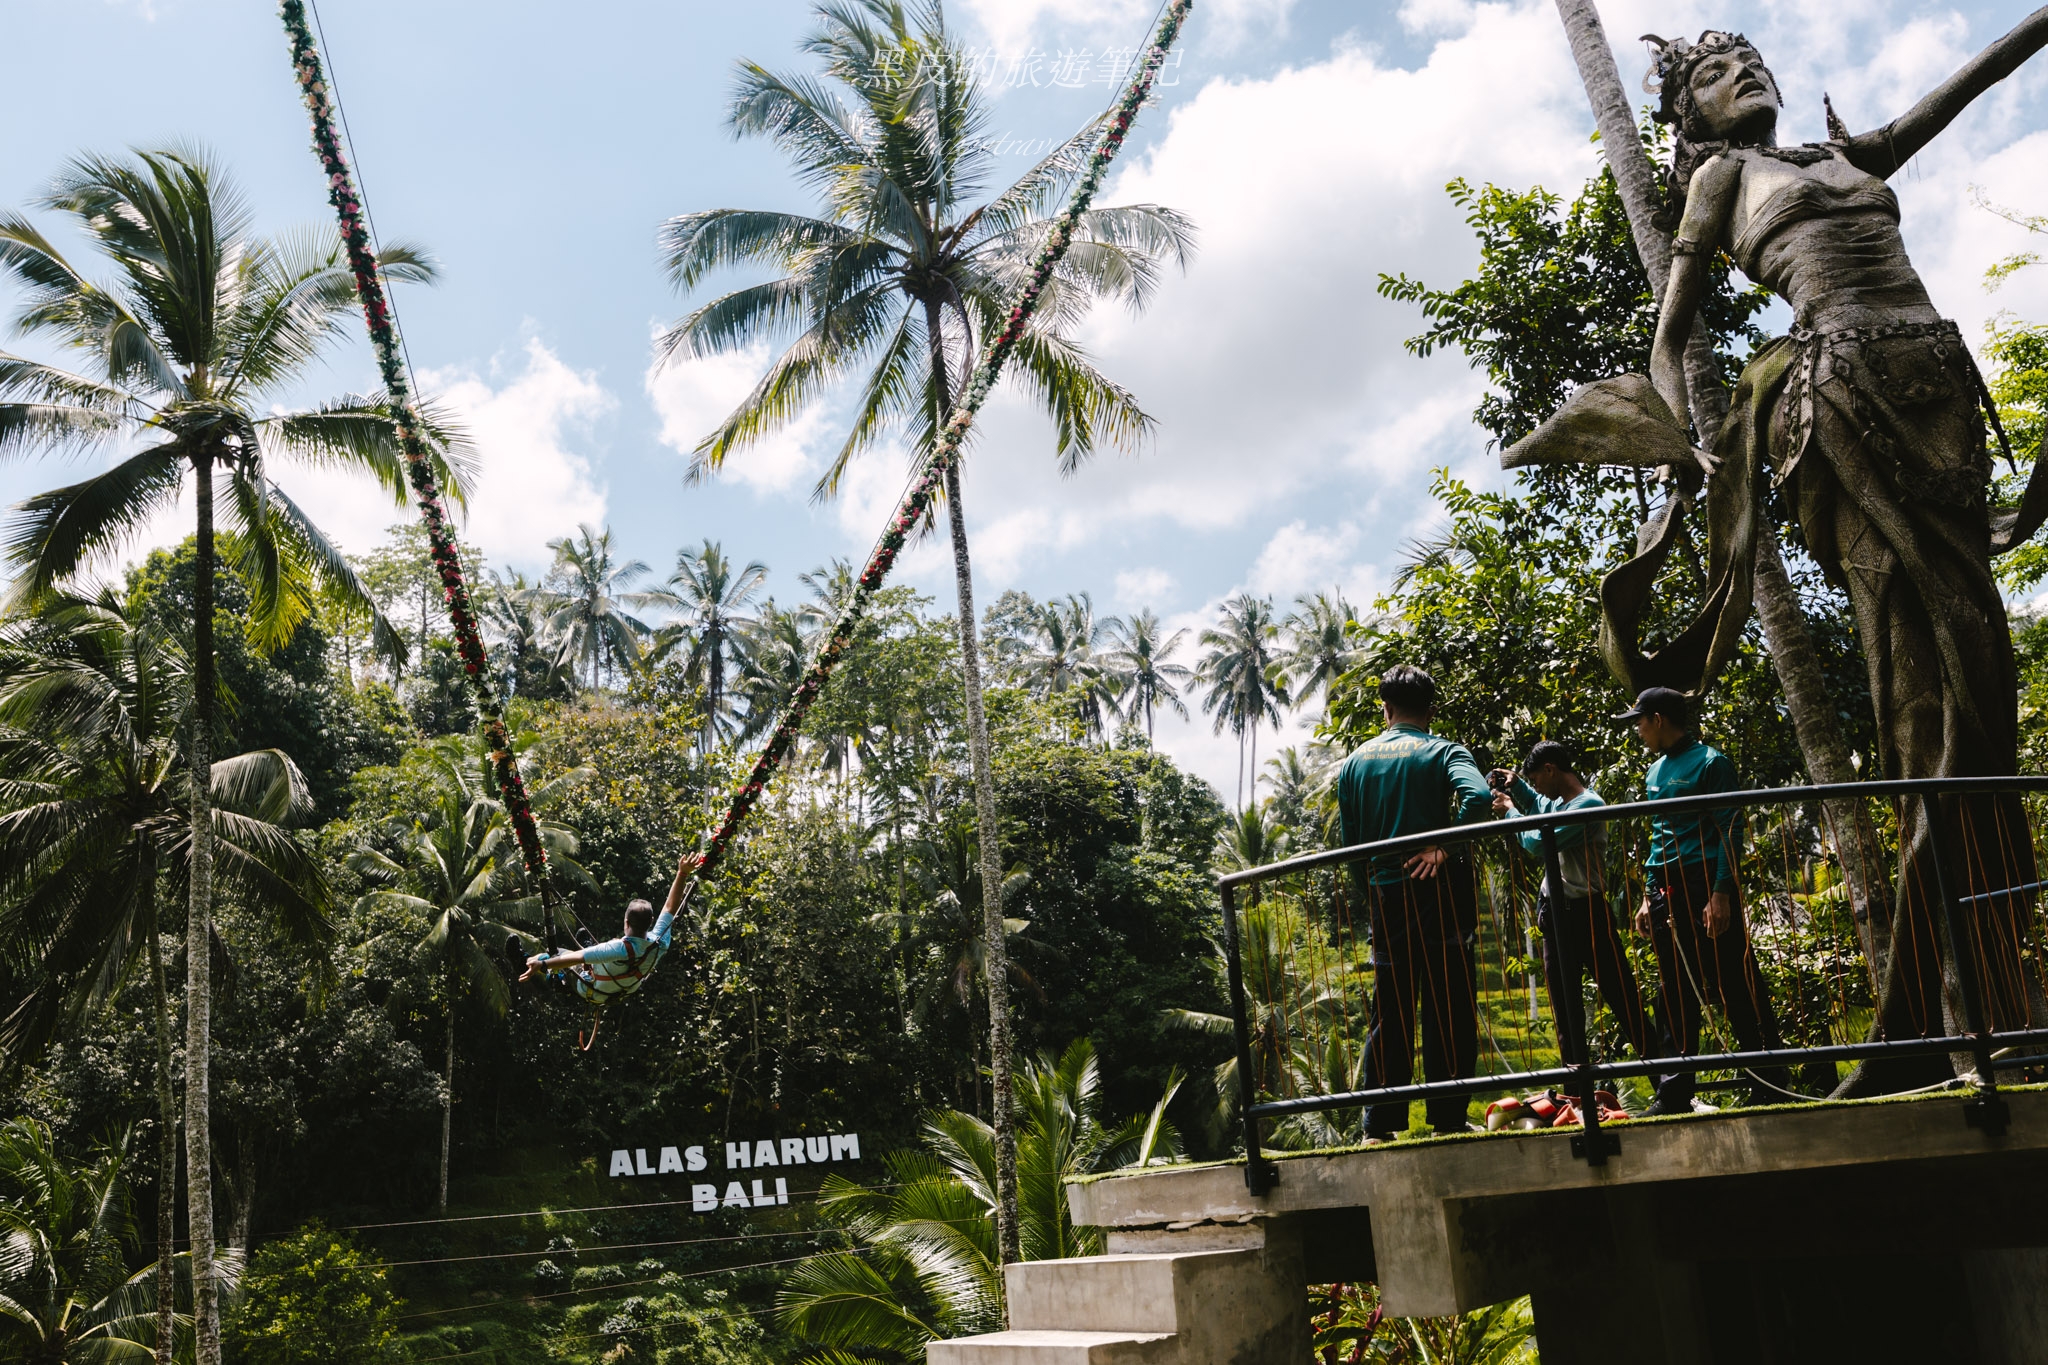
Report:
1641,1094,1691,1117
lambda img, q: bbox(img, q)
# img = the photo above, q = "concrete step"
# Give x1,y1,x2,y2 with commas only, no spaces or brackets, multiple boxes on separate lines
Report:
1008,1253,1192,1333
926,1329,1178,1365
1007,1249,1270,1334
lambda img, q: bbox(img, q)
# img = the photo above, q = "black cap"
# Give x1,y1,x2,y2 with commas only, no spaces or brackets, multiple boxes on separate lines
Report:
1614,686,1691,724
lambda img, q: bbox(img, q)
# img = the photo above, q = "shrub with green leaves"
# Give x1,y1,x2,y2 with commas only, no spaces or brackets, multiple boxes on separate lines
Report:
224,1224,400,1365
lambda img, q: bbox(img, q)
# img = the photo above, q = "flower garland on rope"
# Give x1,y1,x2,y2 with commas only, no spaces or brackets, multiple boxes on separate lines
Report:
279,1,559,913
691,0,1194,884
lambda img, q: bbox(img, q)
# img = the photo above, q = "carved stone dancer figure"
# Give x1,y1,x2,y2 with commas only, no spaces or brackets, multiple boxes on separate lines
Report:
1507,12,2048,1058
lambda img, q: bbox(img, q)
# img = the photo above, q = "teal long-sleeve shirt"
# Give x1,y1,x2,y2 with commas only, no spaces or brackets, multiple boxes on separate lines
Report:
1644,738,1743,892
1336,724,1493,887
1504,778,1608,899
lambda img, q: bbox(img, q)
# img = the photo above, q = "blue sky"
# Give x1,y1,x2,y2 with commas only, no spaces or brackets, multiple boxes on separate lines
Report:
4,0,2046,792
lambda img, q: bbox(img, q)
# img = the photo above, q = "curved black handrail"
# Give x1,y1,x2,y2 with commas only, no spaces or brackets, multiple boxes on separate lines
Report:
1216,773,2048,1194
1218,774,2048,888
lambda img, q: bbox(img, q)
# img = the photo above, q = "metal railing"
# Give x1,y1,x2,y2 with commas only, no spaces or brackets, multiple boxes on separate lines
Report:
1218,776,2048,1193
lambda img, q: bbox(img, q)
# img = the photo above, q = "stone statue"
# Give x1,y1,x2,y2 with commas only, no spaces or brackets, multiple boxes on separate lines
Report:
1505,11,2048,1048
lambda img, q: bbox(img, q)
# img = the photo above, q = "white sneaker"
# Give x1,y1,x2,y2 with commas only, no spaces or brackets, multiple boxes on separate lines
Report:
1690,1097,1719,1114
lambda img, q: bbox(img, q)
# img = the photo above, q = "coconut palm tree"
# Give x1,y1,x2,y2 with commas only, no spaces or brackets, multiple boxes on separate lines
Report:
0,1118,176,1363
1164,896,1350,1142
1261,744,1340,846
0,147,469,1355
349,735,592,1210
1099,608,1190,743
657,1,1193,1260
777,1038,1181,1365
1280,592,1358,714
799,558,858,624
879,822,1037,1118
1197,595,1289,810
0,588,330,1360
478,570,570,702
635,540,767,747
1018,594,1118,740
734,601,818,744
543,524,650,693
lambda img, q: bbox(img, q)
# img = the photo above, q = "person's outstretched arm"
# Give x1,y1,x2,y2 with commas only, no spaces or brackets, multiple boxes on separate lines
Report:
653,850,702,946
1846,6,2048,177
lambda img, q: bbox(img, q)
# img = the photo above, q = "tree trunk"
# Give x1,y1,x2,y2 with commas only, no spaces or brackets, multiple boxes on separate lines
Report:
1236,716,1253,802
186,451,220,1365
147,859,176,1365
440,1002,454,1211
1550,0,1892,968
925,295,1021,1269
223,1134,257,1254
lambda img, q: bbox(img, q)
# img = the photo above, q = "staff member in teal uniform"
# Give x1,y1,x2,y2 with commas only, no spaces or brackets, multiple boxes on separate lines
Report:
1492,740,1657,1069
1620,688,1787,1113
1337,665,1493,1140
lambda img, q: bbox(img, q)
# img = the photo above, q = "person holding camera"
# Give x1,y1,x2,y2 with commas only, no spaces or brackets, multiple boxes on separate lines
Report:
1619,687,1788,1113
1336,664,1493,1140
1491,741,1657,1071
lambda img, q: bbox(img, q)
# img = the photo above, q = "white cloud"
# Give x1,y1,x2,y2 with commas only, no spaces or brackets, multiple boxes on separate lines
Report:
941,3,1594,587
1398,0,1477,38
1113,565,1176,607
1136,512,1388,800
416,339,612,570
1245,519,1379,602
646,340,832,495
960,0,1296,54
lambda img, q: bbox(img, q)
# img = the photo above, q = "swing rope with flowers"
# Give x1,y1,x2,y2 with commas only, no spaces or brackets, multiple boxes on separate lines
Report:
276,0,1193,1048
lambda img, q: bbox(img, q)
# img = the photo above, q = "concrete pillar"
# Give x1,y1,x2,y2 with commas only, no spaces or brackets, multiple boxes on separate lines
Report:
1966,1248,2048,1365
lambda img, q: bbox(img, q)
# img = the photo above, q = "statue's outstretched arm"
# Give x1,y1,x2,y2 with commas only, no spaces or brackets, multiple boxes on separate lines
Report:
1652,155,1739,445
1846,5,2048,177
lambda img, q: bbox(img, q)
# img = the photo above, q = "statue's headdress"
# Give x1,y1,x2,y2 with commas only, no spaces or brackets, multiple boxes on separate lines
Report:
1640,31,1781,142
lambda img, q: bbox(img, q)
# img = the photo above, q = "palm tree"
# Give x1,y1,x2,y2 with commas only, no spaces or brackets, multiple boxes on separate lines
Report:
0,588,329,1361
1197,595,1289,809
1213,802,1290,883
1164,896,1351,1144
0,1118,188,1363
1261,744,1339,846
349,736,592,1210
0,147,468,1355
635,540,768,747
543,524,650,693
777,1039,1181,1365
734,601,818,744
478,570,570,702
657,1,1192,1261
881,823,1036,1118
1018,594,1117,740
799,559,858,624
1099,608,1189,743
1280,592,1358,714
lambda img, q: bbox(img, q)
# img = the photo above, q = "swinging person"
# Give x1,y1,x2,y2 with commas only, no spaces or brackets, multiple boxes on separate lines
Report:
514,849,701,1001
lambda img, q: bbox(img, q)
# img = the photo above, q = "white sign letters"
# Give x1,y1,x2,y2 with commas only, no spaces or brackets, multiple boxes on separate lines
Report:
605,1132,862,1184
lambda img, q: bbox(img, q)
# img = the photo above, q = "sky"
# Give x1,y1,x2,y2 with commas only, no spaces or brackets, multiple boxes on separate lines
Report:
3,0,2046,800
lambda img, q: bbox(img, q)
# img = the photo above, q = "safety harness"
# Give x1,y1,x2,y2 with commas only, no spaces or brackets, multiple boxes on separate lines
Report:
560,929,668,1052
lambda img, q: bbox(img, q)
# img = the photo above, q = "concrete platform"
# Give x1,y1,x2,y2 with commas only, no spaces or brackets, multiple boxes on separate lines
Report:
1027,1088,2048,1364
